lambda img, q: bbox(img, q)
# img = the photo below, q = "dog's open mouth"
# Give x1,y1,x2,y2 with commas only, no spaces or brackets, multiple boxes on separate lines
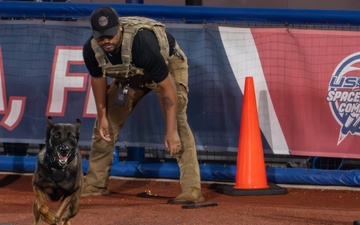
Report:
57,151,70,165
54,145,72,165
57,152,69,165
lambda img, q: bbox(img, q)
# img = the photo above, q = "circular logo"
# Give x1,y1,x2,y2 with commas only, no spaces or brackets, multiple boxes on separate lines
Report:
98,16,108,27
327,52,360,144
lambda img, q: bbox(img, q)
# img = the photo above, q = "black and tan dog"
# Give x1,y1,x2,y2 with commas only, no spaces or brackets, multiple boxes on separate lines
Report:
32,117,83,225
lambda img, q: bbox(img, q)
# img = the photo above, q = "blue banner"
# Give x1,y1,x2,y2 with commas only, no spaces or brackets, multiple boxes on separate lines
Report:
0,21,244,153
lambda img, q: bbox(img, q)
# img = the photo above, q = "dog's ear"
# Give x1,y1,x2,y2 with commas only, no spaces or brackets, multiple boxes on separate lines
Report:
47,116,54,126
75,118,81,125
75,119,81,129
45,117,55,141
75,119,82,140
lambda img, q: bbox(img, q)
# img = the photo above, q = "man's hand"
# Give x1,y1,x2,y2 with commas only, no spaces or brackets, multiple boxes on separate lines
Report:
156,74,180,156
98,116,111,142
164,130,181,156
91,76,111,142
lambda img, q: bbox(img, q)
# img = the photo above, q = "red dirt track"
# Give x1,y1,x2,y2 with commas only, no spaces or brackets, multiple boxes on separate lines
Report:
0,173,359,225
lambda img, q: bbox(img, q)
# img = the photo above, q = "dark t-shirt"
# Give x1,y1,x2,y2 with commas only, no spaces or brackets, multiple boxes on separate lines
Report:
83,29,175,83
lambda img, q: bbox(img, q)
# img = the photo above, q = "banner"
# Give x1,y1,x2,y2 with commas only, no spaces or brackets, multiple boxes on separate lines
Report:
252,28,360,158
219,27,360,158
1,20,360,158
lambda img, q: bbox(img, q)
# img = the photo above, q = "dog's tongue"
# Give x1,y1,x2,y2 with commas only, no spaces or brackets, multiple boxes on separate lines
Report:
58,153,68,164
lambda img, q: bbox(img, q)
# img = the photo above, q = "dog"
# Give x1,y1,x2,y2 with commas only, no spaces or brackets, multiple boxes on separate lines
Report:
32,117,83,225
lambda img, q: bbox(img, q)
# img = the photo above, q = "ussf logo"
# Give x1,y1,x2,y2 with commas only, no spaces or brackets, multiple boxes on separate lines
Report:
326,52,360,145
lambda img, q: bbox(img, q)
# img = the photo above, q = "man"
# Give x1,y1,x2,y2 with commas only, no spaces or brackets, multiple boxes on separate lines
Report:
82,5,204,204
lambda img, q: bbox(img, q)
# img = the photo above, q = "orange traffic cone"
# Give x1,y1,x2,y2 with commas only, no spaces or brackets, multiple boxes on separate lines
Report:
217,76,287,196
235,76,268,189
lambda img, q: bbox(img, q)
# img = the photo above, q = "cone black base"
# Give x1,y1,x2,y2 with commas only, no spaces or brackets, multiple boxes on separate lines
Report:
216,183,287,196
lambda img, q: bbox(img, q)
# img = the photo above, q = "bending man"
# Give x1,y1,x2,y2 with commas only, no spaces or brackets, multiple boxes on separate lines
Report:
81,5,203,204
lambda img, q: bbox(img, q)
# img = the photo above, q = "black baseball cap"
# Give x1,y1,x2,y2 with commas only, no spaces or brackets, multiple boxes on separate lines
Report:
90,6,119,39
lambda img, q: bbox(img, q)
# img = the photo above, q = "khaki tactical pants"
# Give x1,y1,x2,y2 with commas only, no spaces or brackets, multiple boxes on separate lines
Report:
85,43,201,193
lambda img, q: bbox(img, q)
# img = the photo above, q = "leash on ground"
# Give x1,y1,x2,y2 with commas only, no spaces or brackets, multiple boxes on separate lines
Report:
136,190,218,209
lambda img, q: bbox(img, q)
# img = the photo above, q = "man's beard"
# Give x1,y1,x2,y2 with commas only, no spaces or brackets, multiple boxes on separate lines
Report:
101,43,117,53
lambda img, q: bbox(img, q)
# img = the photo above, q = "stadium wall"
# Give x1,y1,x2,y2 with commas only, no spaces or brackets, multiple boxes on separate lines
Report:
1,2,360,185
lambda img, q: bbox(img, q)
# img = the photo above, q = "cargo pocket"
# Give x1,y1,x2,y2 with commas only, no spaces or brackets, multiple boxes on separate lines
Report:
176,83,189,114
169,46,189,93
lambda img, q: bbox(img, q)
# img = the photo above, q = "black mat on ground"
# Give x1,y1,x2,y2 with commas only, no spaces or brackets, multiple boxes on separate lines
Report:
216,183,287,196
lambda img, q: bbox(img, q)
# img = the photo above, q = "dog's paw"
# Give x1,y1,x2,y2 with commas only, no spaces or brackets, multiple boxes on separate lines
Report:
39,213,58,225
62,220,72,225
49,217,59,225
